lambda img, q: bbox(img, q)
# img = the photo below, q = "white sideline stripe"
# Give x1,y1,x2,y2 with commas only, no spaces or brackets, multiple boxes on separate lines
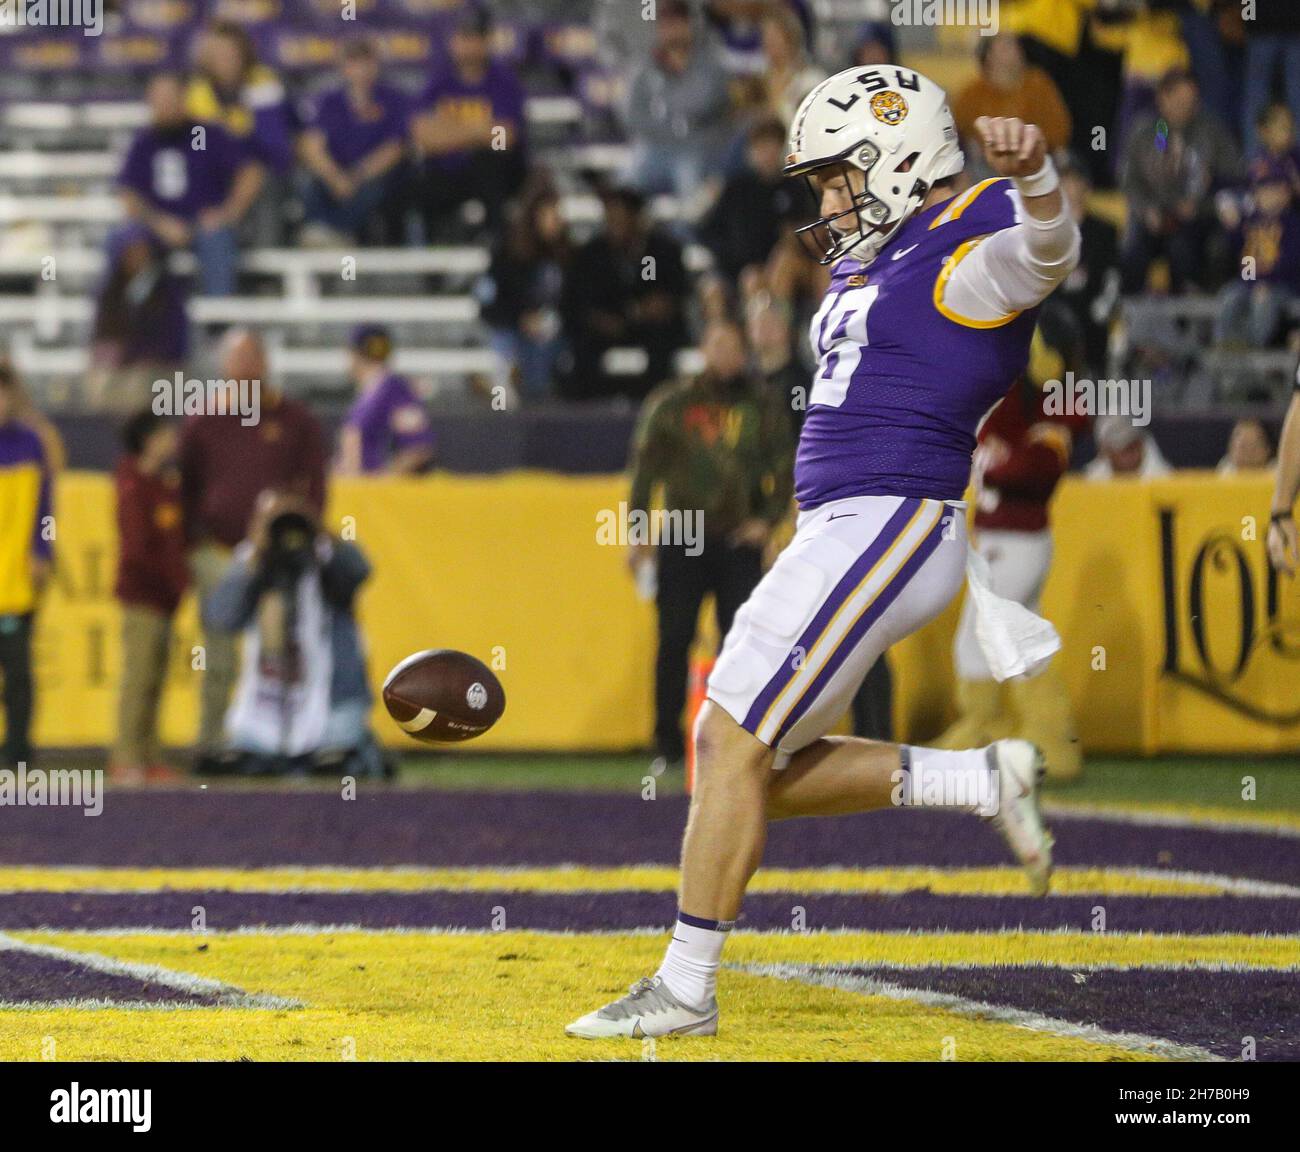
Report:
0,932,301,1010
733,962,1225,1062
0,999,266,1013
1042,802,1300,838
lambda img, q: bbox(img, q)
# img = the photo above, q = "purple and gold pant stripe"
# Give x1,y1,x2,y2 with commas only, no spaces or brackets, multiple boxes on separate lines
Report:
743,498,945,745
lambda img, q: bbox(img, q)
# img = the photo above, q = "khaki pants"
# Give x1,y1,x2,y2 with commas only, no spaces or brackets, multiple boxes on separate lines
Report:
190,542,237,751
114,604,172,767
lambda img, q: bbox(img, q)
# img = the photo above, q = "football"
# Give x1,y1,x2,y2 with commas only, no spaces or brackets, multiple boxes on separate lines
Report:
381,649,506,743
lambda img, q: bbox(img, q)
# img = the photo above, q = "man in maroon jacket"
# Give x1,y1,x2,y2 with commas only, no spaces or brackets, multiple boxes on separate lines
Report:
933,334,1088,781
112,410,188,781
180,329,326,757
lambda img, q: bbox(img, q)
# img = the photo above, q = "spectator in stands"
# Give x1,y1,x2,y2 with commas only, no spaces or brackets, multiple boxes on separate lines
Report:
298,36,409,246
703,1,816,76
953,34,1072,180
203,491,389,779
0,359,66,477
746,292,803,434
620,0,733,204
627,317,795,771
111,410,187,784
478,178,572,403
559,186,690,402
1241,0,1300,161
1056,159,1120,375
759,3,822,131
410,3,528,238
1119,68,1241,294
89,222,189,411
187,20,298,245
0,364,53,770
999,0,1123,188
1085,414,1173,479
848,20,895,67
180,329,326,766
1214,105,1300,349
118,72,263,297
1090,2,1193,170
1218,417,1275,474
700,116,796,289
335,326,435,476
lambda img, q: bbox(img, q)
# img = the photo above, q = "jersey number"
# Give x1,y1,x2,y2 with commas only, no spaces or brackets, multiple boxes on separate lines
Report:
809,285,878,409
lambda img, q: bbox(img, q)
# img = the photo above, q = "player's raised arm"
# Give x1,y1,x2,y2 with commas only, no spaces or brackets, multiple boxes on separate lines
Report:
941,116,1080,320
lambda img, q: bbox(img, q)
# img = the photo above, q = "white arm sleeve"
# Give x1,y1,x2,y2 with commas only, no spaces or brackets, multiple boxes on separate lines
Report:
942,196,1081,324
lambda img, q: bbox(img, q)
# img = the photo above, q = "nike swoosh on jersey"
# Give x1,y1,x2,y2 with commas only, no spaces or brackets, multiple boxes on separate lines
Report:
890,244,919,261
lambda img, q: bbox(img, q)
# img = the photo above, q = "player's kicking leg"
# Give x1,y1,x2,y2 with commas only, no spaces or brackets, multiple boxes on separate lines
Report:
565,496,1052,1039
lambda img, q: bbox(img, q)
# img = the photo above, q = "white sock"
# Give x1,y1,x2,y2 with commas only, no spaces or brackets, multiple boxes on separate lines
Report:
898,745,997,815
655,912,732,1011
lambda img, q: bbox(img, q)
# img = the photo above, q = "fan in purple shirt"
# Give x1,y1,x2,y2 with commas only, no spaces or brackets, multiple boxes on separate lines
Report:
299,36,410,243
409,3,527,234
337,326,435,476
116,72,264,296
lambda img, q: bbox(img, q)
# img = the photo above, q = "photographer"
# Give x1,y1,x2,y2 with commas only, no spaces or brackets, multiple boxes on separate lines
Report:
201,491,389,777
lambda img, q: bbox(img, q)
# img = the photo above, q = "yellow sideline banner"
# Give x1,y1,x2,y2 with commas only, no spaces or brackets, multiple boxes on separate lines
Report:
19,470,1300,755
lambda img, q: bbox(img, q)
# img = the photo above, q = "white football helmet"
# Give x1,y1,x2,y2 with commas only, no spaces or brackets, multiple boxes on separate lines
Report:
785,65,965,266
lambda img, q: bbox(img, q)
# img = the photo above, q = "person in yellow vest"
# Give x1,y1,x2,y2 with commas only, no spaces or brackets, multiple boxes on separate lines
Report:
0,364,54,770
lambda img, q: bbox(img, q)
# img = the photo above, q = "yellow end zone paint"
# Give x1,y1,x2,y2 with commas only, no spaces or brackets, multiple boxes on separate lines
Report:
0,931,1169,1062
0,865,1262,897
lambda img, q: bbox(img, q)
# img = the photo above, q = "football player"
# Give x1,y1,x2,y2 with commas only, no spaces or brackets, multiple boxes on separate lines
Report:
568,67,1080,1039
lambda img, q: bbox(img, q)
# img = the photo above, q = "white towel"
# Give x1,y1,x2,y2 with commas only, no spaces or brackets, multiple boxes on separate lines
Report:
964,549,1060,681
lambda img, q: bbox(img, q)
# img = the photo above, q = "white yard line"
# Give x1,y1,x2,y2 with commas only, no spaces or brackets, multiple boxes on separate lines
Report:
1042,802,1300,837
733,961,1225,1061
0,932,301,1010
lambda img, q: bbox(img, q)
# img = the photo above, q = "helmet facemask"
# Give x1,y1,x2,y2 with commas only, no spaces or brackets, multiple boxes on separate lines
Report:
789,142,931,266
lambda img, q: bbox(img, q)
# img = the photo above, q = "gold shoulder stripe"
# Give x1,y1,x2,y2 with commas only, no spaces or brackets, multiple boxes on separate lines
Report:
933,236,1023,329
928,177,1002,230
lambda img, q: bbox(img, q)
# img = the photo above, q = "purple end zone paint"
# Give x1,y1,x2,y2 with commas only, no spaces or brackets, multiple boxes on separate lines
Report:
0,949,222,1006
0,792,1295,883
831,965,1300,1062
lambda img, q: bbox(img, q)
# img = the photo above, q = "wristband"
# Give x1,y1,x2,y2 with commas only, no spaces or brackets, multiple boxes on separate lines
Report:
1270,509,1294,524
1015,156,1059,199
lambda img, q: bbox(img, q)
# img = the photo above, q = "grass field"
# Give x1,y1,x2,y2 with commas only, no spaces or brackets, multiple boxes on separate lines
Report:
1,753,1297,1062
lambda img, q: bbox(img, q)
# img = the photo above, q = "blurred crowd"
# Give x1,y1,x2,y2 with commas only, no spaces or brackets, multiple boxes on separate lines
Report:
93,0,1300,412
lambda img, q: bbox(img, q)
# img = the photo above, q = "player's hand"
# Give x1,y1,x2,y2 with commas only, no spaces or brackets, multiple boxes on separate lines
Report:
1267,514,1298,575
729,518,770,550
626,542,654,573
152,214,192,248
197,206,231,233
974,116,1047,180
976,436,1011,472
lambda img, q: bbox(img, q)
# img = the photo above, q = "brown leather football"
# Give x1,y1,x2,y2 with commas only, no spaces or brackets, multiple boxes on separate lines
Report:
381,650,506,743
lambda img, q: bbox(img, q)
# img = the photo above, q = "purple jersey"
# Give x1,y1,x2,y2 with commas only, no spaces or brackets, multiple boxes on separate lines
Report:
345,373,433,473
416,62,525,173
795,178,1040,507
117,121,247,221
306,83,408,170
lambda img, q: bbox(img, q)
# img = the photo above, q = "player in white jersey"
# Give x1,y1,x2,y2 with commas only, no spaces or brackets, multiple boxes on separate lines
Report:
567,67,1080,1039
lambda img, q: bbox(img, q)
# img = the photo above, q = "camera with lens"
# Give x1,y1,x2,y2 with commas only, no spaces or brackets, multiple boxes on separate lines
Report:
262,509,318,589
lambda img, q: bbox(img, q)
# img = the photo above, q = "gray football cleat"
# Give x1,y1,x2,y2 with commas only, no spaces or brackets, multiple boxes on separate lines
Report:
565,976,718,1039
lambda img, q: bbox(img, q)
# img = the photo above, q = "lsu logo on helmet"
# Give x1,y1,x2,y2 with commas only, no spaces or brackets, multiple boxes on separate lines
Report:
870,91,908,125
